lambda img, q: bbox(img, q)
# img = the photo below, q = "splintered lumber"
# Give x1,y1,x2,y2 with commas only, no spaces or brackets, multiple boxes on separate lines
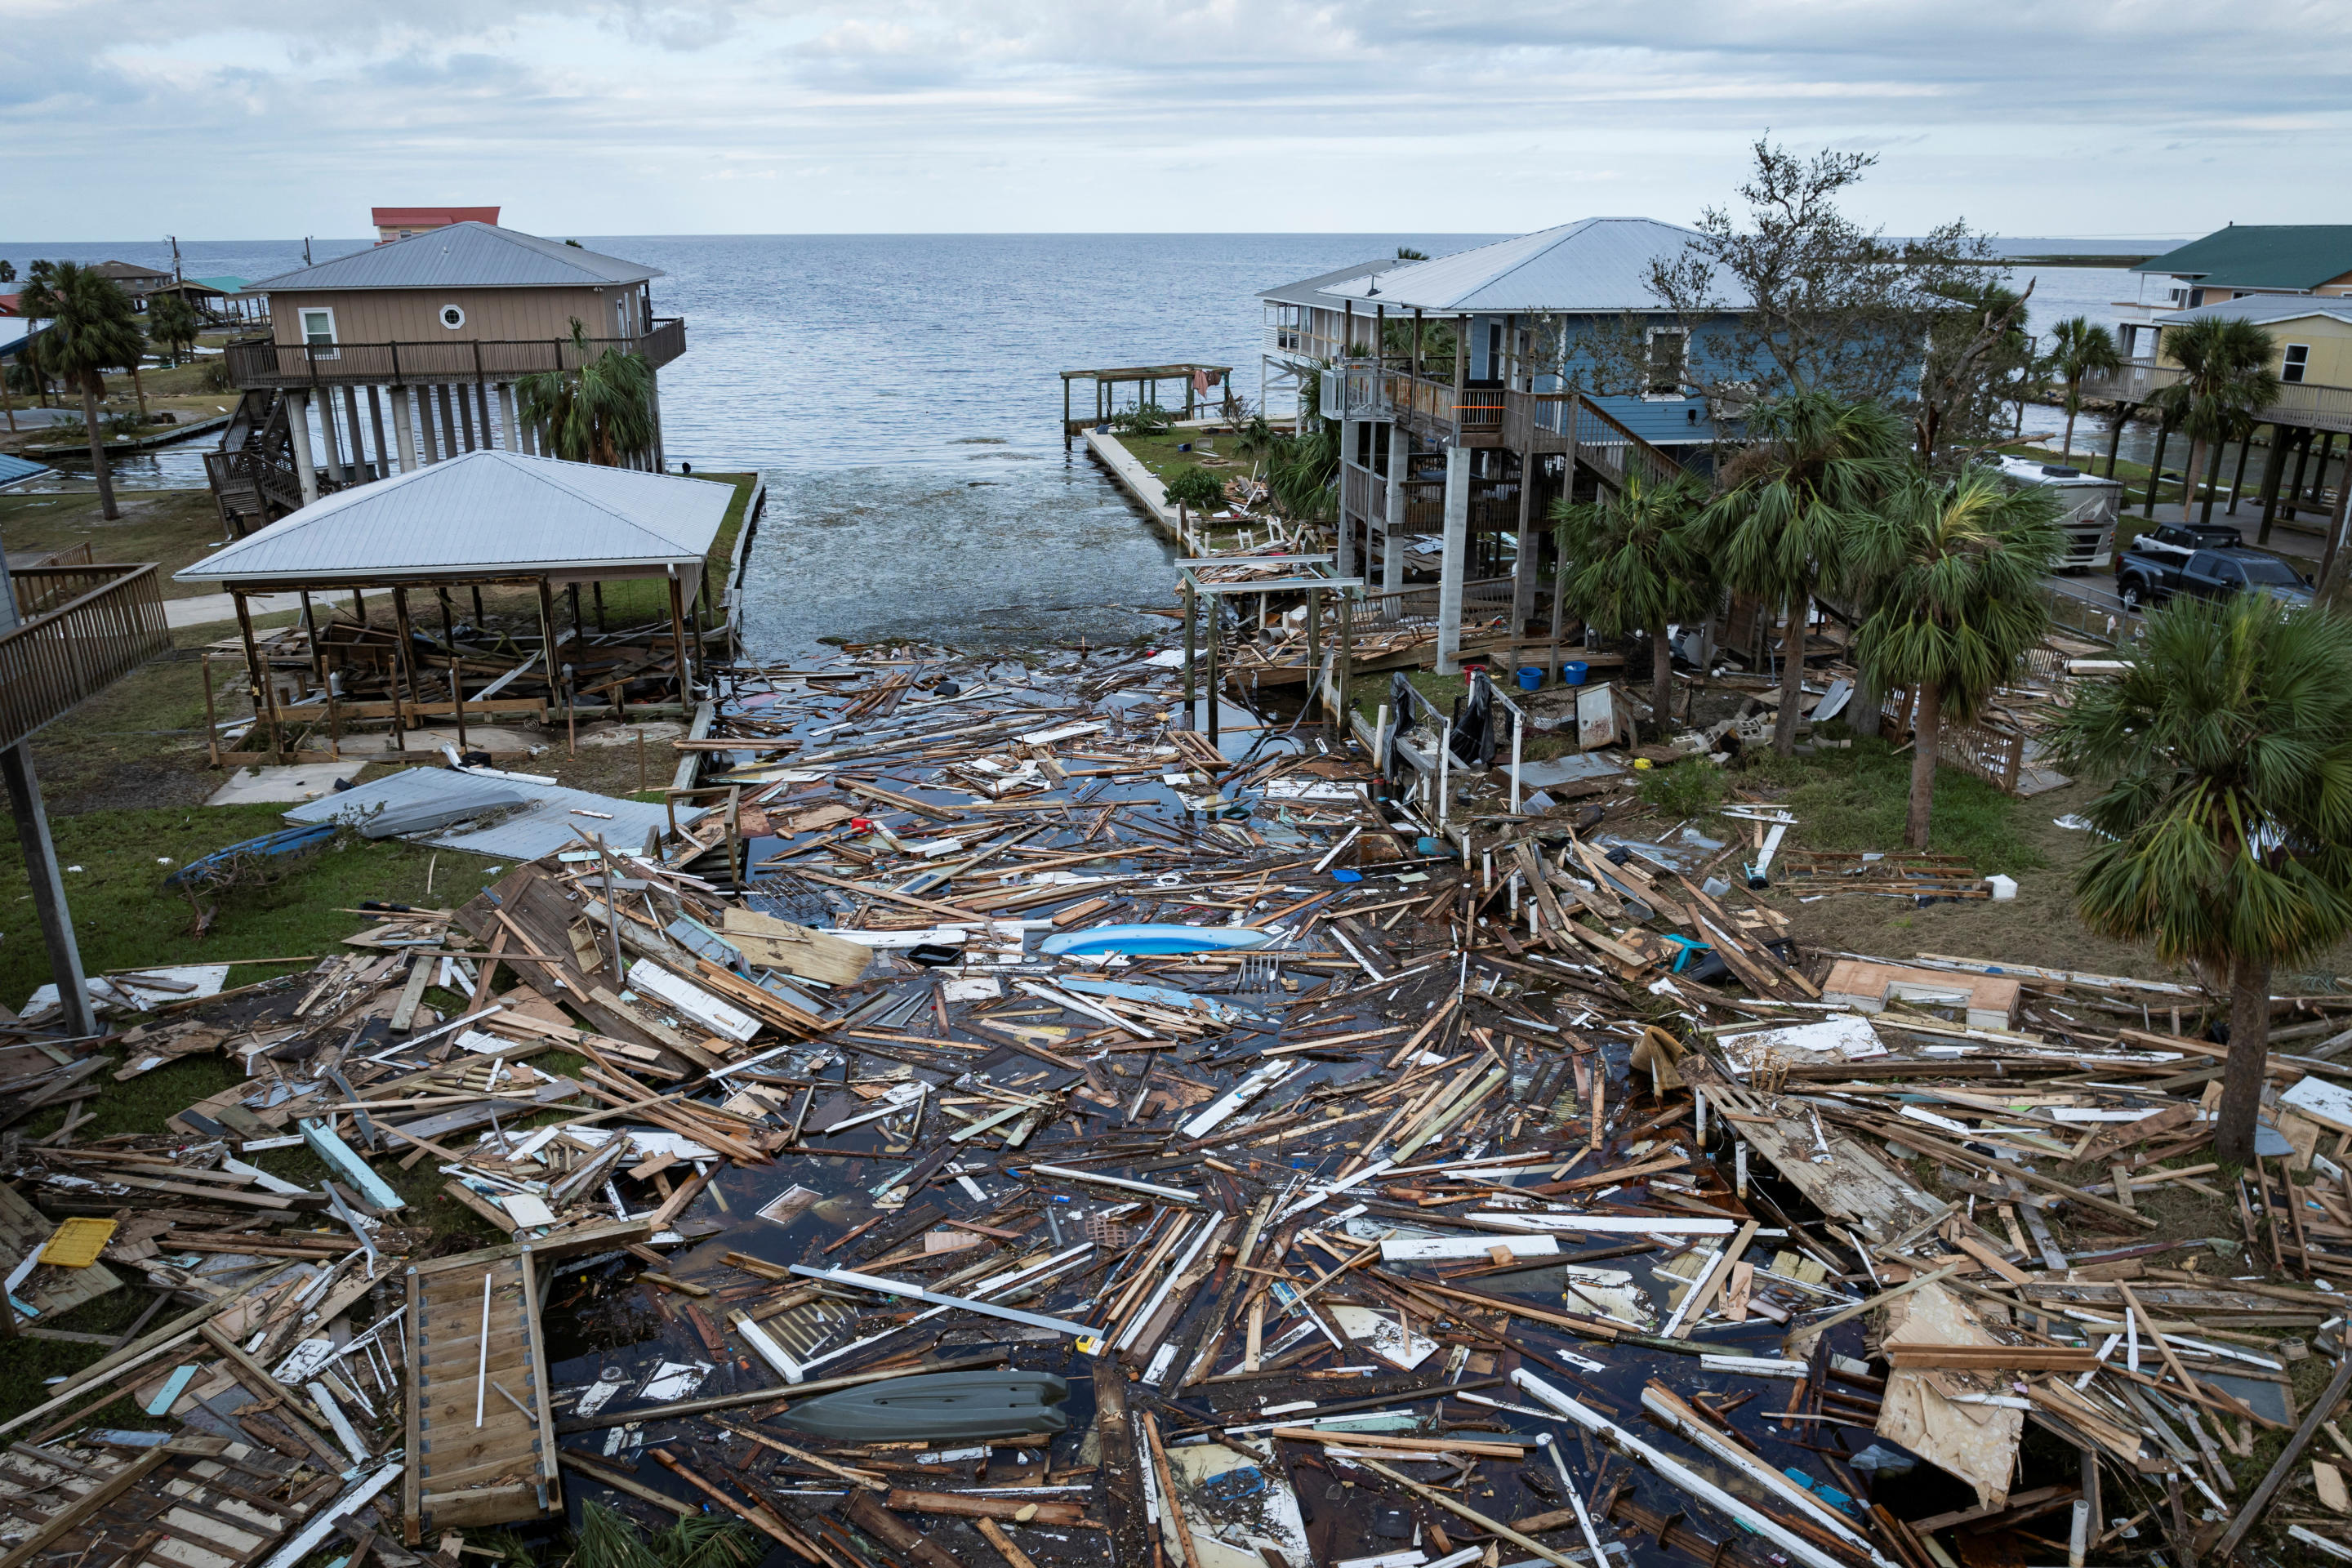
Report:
845,1492,965,1568
884,1492,1089,1525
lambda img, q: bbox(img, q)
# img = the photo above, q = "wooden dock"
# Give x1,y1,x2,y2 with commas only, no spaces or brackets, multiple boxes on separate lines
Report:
402,1241,563,1541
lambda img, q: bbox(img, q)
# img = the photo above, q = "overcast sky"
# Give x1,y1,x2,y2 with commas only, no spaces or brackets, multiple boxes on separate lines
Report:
7,0,2346,241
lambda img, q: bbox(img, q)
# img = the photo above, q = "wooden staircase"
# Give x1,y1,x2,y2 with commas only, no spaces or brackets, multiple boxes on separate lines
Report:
203,390,309,537
401,1242,562,1542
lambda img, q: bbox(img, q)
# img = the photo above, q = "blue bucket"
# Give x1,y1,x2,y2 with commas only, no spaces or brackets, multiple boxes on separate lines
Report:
1562,661,1590,687
1517,666,1544,692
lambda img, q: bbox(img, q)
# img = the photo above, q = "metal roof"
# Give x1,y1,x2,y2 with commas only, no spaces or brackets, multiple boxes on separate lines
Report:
0,452,54,491
1264,218,1748,316
1255,258,1400,310
173,449,730,588
283,764,698,862
250,223,662,292
2153,294,2352,330
2133,226,2352,289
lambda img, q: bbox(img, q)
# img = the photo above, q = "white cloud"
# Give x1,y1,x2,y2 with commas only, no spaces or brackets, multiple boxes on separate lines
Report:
2,0,2349,235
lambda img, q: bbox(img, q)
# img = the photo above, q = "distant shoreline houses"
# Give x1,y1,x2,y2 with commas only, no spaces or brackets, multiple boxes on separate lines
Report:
2086,225,2352,535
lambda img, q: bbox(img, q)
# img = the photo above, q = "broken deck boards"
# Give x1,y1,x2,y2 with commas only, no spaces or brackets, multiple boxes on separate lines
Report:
402,1242,560,1541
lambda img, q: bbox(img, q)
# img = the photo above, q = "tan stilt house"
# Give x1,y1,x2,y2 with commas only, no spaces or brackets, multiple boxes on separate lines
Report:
207,222,686,537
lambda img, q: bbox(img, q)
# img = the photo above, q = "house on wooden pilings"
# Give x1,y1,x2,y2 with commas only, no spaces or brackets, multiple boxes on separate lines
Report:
1257,218,1741,671
207,222,685,537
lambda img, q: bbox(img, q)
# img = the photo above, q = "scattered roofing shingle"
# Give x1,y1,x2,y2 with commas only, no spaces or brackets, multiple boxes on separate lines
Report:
250,223,662,293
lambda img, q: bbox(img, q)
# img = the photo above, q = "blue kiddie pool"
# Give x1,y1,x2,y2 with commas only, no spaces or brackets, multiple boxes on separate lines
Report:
1040,923,1278,957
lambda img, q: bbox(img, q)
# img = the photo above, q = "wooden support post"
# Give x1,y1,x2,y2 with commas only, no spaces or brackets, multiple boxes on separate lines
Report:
1304,587,1321,719
2228,430,2254,515
667,572,693,706
2198,436,2225,523
1204,591,1220,748
2142,416,2170,519
1183,580,1197,718
200,652,219,767
390,586,416,751
1337,591,1354,735
2288,427,2317,519
2105,404,2131,479
234,590,283,761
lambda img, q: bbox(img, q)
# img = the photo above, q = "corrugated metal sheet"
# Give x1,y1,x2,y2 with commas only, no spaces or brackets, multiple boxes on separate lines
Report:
284,765,700,862
173,450,732,587
0,452,54,490
248,223,662,293
1283,217,1753,315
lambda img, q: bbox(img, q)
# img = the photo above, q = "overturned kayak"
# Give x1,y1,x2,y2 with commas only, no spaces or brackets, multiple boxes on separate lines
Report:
773,1370,1071,1441
1040,922,1276,957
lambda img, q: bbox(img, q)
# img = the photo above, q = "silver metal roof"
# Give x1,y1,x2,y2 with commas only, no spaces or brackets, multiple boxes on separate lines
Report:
284,764,699,861
1256,258,1400,310
250,223,663,292
174,450,730,588
1265,218,1749,316
2152,293,2352,329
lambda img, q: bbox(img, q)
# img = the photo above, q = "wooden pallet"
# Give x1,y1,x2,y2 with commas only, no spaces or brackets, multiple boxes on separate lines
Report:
401,1245,560,1543
0,1434,338,1568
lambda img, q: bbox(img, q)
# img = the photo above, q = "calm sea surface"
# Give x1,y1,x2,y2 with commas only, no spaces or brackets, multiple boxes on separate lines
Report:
0,233,2167,653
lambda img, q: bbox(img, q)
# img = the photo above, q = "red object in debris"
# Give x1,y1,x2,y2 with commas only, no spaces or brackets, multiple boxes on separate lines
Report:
849,817,876,835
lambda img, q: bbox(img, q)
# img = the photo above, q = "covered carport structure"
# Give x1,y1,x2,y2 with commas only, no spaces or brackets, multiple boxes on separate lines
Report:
175,448,730,763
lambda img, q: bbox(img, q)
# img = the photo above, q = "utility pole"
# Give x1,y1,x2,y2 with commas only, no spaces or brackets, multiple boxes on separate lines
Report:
167,234,181,284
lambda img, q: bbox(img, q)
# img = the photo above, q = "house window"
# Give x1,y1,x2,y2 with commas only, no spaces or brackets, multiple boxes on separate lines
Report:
2283,345,2310,384
1646,329,1689,397
299,308,337,359
438,304,466,330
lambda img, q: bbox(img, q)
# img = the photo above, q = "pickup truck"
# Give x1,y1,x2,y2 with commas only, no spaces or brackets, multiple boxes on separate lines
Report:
2117,546,2314,612
2117,519,2243,576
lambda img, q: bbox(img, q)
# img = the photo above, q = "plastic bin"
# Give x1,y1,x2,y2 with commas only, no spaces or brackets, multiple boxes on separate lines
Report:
1561,661,1590,687
1517,666,1544,691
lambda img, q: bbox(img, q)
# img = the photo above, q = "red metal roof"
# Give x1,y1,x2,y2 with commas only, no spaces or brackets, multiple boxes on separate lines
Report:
372,207,501,228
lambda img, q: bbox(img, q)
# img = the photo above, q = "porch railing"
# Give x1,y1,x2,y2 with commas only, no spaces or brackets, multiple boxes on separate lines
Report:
225,317,688,390
2080,362,2352,432
0,564,171,751
1517,393,1692,494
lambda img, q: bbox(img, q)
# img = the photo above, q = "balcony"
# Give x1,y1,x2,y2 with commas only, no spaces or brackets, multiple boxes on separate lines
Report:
225,318,688,390
0,564,171,751
2080,360,2352,434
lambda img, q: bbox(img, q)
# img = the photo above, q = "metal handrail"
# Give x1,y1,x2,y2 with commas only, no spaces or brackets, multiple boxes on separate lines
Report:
225,318,688,389
0,564,170,751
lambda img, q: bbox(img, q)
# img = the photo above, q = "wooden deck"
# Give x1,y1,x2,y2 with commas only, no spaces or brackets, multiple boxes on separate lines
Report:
402,1242,562,1541
0,1433,348,1568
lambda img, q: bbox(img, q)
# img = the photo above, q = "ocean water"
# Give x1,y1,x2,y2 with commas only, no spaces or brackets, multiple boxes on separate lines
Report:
0,232,2163,652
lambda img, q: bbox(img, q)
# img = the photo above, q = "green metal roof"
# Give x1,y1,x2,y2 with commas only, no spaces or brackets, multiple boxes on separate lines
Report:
2133,225,2352,288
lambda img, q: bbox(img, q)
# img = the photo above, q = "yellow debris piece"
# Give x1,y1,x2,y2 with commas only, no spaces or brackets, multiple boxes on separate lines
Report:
38,1217,117,1269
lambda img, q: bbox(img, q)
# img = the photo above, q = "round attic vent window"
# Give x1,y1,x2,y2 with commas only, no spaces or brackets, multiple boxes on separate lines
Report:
439,305,466,330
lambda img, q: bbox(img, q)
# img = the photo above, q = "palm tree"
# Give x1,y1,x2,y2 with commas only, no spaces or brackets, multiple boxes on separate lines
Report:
146,292,202,368
2044,316,2123,466
2149,316,2278,524
514,320,656,467
18,262,145,520
2047,595,2352,1165
569,1499,760,1568
1850,469,2063,847
1553,472,1711,728
1703,391,1908,755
